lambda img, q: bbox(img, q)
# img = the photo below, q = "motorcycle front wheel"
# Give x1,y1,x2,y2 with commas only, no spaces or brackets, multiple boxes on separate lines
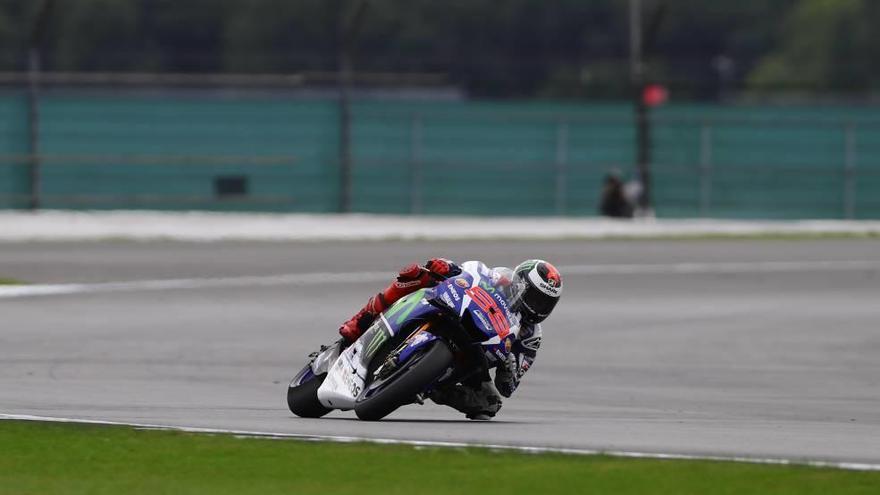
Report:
287,373,332,418
354,341,453,421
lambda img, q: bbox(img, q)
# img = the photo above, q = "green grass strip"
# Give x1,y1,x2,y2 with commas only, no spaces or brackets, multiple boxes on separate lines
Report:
0,276,25,285
1,420,879,495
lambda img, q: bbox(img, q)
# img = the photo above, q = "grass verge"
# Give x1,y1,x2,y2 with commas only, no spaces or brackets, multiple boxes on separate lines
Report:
0,276,25,285
2,420,879,495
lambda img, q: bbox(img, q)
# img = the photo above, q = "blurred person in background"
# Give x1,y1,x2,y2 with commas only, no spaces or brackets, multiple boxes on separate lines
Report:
599,171,634,218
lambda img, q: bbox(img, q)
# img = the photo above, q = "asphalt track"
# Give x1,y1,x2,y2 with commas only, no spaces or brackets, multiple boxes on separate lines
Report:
1,239,879,464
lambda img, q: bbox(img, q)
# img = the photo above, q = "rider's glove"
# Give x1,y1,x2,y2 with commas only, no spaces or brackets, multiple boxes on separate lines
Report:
396,258,460,288
424,258,461,280
494,352,519,398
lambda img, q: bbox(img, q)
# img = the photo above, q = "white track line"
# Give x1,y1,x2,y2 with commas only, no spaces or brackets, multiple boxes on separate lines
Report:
563,260,880,275
2,260,879,299
2,413,878,472
0,271,391,299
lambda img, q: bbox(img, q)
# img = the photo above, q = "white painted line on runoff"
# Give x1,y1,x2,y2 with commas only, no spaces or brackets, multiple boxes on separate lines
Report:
0,271,391,299
2,260,879,299
562,259,880,275
1,413,878,472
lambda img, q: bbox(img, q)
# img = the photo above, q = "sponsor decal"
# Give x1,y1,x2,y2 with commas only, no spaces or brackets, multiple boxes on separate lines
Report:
383,289,426,324
529,268,561,297
522,335,541,351
454,278,469,289
363,325,389,360
465,286,511,338
504,338,512,352
472,308,493,330
449,288,460,302
441,293,454,307
490,290,511,317
518,260,538,272
538,281,560,295
341,367,361,397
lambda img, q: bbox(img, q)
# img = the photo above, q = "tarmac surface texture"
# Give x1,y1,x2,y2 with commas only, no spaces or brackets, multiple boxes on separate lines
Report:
1,239,879,463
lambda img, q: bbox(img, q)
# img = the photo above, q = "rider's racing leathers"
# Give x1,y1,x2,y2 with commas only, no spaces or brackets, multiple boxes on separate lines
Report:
338,258,542,419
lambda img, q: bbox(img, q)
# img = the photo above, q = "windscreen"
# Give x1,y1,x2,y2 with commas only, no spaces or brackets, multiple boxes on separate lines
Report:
489,266,525,314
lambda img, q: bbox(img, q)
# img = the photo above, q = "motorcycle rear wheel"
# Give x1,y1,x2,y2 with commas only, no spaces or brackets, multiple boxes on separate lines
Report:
354,341,453,421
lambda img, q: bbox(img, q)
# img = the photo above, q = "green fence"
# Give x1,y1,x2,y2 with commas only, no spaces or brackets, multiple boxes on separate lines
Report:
1,89,878,219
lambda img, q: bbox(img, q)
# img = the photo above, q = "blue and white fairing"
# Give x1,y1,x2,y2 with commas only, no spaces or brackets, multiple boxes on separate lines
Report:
427,261,521,361
315,261,520,410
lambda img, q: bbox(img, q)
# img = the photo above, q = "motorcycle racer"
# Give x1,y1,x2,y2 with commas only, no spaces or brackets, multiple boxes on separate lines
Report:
338,257,563,420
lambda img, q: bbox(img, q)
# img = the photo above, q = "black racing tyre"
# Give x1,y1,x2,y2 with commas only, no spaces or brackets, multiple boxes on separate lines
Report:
354,342,454,421
287,373,332,418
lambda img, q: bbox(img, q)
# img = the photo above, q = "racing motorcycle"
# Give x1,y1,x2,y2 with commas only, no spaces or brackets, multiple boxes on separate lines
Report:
287,263,519,421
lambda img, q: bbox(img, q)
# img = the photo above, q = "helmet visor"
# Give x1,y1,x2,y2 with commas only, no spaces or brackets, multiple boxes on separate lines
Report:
509,279,559,323
521,284,559,323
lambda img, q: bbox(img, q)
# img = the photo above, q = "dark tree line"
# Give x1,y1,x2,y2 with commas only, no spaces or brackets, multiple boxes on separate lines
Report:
1,0,878,99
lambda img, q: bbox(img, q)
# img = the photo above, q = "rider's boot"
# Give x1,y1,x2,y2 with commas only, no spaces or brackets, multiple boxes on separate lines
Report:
428,381,502,420
338,294,384,344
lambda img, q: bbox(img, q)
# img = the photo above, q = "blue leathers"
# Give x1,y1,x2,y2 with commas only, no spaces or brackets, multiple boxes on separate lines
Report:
426,260,542,419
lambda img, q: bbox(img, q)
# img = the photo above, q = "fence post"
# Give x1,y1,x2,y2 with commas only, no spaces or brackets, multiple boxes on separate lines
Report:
335,0,369,213
26,0,55,210
554,120,569,215
844,123,857,220
409,113,423,214
699,122,713,217
27,47,42,210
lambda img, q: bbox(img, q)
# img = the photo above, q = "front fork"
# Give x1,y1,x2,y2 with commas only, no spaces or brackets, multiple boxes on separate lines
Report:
369,318,491,397
373,322,435,381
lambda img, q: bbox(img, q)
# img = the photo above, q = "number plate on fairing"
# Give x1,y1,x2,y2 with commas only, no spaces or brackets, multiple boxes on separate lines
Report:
316,316,391,409
316,349,364,409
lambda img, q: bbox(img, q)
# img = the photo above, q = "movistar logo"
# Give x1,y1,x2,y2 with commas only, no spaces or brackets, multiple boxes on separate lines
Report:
479,279,511,315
